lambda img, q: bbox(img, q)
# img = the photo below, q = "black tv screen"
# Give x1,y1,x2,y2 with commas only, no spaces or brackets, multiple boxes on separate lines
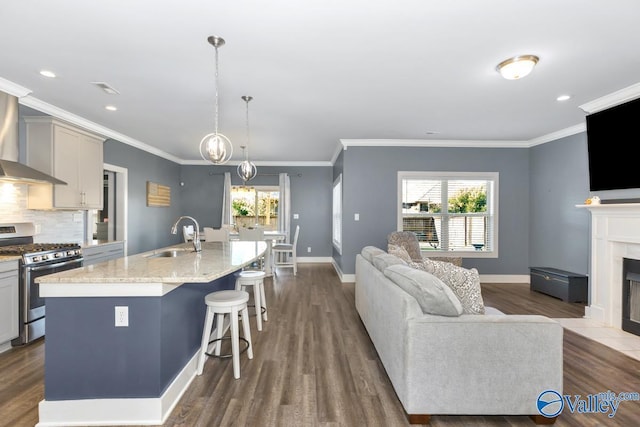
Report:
586,97,640,191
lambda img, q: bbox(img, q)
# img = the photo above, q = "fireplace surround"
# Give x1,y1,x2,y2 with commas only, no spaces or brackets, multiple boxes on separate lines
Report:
581,203,640,331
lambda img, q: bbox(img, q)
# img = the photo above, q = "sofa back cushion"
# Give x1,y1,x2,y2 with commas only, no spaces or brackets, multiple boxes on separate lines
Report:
361,246,387,263
384,264,463,316
372,253,407,272
415,259,485,314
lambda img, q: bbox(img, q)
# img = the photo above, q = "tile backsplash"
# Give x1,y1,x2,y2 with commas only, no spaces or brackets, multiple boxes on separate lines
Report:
0,183,84,243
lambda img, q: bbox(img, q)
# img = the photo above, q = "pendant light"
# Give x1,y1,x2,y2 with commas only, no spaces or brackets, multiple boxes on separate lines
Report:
237,95,257,182
199,36,233,164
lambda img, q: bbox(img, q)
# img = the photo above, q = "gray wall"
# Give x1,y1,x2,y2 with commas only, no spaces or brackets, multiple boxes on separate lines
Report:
179,165,333,257
103,139,183,255
336,146,531,276
529,133,591,275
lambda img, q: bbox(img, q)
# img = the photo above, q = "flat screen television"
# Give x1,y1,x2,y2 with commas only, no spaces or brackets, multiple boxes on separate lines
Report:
586,97,640,191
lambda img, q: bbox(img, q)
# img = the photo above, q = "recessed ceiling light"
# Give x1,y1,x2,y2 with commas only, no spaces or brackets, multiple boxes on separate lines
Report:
105,105,118,111
39,70,56,78
556,94,571,101
425,131,440,135
496,55,539,80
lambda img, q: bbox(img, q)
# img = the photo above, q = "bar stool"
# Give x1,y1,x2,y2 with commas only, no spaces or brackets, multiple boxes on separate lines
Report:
196,290,253,379
235,270,267,331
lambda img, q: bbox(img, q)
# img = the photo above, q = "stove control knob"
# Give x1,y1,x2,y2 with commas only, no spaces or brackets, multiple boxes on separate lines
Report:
33,256,42,263
41,255,49,260
54,252,62,258
67,250,74,256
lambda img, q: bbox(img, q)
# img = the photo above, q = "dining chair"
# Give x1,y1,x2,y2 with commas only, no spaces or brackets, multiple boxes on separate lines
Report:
238,227,265,270
272,225,300,275
238,227,264,241
203,227,230,242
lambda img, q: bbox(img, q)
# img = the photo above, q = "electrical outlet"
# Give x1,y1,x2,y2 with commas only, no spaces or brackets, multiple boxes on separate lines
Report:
115,306,129,327
293,213,299,219
307,247,311,253
354,213,360,221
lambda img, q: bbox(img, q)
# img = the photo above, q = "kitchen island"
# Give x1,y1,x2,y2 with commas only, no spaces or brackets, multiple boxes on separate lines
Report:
36,240,266,427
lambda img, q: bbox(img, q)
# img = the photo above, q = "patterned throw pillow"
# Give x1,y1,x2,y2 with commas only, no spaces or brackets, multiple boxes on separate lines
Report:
388,244,413,263
416,259,485,314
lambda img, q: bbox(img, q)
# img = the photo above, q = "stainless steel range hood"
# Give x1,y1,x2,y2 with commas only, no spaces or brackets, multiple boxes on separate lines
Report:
0,91,66,185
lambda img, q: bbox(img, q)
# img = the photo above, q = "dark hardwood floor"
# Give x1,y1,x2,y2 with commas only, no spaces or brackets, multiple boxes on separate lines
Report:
1,265,639,426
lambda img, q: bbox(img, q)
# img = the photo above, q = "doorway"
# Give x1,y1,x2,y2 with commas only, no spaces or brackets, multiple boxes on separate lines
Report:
87,163,128,255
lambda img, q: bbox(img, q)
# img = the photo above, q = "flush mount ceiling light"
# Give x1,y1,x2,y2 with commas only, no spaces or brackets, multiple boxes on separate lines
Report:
237,95,257,183
557,94,571,101
199,35,233,165
496,55,539,80
105,105,118,111
39,70,56,78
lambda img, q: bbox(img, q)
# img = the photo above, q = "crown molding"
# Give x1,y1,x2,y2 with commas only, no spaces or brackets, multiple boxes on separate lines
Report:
180,159,332,167
579,82,640,114
527,123,586,147
0,77,32,97
340,138,530,149
19,95,183,164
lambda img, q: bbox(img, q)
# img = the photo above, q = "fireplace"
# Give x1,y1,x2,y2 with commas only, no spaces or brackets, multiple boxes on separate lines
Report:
623,258,640,336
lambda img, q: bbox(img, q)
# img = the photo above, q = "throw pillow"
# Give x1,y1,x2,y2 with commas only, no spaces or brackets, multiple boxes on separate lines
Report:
383,264,463,316
361,246,386,263
388,244,413,263
419,259,485,314
387,231,423,262
372,253,407,272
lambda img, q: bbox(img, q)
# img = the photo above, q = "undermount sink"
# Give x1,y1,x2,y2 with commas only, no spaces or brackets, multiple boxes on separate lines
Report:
145,248,192,258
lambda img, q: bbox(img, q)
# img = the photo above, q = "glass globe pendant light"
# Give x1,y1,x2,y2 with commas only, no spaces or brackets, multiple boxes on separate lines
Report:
199,36,233,164
237,95,257,182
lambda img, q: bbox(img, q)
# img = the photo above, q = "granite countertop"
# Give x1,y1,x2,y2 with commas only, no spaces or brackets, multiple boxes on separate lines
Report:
38,241,266,298
0,255,22,262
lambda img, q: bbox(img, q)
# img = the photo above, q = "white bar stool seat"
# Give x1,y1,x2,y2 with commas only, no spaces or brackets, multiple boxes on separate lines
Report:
235,270,268,331
196,289,253,379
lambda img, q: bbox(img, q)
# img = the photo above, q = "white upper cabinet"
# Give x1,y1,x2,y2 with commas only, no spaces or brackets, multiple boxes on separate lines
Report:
24,117,104,210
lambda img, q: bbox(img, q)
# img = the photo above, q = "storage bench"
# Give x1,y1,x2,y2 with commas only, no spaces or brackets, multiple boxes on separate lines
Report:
530,267,588,303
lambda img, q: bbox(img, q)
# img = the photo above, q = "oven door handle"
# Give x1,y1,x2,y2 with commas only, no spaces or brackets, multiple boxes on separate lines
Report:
28,258,83,272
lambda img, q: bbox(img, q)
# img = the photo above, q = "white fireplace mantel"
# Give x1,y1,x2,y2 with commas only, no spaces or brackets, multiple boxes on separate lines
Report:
578,203,640,329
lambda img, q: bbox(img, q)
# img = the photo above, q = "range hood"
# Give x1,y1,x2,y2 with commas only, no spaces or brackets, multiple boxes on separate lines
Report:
0,90,66,185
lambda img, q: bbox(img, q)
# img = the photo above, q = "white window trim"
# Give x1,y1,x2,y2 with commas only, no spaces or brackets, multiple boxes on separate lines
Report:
332,174,342,254
397,171,499,258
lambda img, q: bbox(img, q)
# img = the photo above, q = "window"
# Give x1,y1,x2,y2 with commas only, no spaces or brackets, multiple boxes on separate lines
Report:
333,174,342,254
231,185,279,230
397,171,498,257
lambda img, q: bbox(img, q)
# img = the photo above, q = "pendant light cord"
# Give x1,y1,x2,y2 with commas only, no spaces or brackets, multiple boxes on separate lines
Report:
214,45,220,135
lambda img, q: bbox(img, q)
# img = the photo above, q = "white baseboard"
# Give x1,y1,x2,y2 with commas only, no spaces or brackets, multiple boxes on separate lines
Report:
37,349,200,426
297,256,333,263
0,341,12,354
480,274,530,283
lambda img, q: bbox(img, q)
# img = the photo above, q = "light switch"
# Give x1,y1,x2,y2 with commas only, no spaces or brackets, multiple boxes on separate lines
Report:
354,213,360,221
293,213,299,219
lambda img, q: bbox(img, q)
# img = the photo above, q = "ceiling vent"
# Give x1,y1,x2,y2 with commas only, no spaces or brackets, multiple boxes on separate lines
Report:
92,82,120,95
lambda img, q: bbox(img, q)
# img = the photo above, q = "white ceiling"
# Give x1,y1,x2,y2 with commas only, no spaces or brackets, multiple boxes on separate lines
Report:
2,0,640,165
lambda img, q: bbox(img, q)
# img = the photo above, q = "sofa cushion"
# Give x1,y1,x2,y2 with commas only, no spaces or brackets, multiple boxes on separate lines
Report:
361,246,387,263
384,264,463,316
388,244,413,263
413,259,485,314
372,253,407,272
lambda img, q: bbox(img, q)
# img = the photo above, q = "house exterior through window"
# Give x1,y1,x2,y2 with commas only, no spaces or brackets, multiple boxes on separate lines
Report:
397,171,498,258
231,186,279,230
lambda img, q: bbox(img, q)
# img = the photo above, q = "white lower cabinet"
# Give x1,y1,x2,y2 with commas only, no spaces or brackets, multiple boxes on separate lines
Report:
0,260,19,350
83,242,125,266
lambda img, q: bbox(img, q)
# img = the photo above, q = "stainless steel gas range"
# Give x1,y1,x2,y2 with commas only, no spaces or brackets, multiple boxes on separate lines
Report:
0,223,83,346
